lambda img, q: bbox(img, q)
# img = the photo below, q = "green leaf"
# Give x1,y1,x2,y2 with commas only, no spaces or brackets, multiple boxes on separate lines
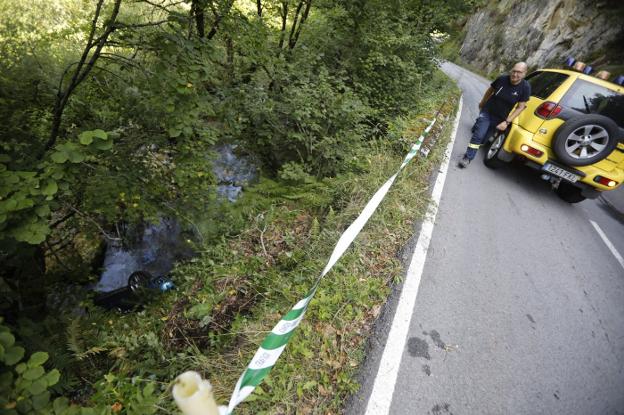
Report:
41,180,58,196
0,371,13,390
5,346,24,365
50,152,69,164
0,331,15,348
35,205,51,217
15,362,27,374
28,351,49,367
31,390,50,410
143,382,155,397
0,199,18,213
0,154,10,163
44,369,60,387
17,172,36,179
28,378,48,395
68,150,85,163
92,129,107,140
58,143,86,163
168,127,181,138
4,173,19,184
23,366,45,380
78,131,94,145
15,198,34,210
16,398,32,413
92,139,113,151
53,397,69,413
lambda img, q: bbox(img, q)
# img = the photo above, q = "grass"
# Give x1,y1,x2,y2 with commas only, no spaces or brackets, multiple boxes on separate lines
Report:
61,70,461,414
176,72,460,414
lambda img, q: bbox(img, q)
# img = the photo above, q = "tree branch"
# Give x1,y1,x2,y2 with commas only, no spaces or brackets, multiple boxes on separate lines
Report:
42,0,122,158
206,0,234,40
290,0,312,49
138,0,184,13
50,211,76,229
191,0,206,37
115,19,169,28
45,240,72,272
287,1,304,49
65,205,121,241
277,2,288,51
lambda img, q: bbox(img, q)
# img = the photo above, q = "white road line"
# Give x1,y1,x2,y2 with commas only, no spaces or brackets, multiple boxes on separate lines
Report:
590,220,624,270
364,96,463,415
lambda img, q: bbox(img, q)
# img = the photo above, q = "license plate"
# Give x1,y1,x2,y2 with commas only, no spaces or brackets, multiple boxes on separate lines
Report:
543,163,579,183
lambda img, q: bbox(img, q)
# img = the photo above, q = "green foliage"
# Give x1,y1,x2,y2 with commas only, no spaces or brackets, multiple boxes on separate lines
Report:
0,129,113,244
0,0,468,412
0,320,59,414
89,374,160,415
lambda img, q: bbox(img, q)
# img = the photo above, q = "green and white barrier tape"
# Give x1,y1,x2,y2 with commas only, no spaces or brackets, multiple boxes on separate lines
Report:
223,116,438,414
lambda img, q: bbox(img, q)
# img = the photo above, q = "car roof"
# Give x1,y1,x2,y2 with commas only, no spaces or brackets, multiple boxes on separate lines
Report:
537,68,624,93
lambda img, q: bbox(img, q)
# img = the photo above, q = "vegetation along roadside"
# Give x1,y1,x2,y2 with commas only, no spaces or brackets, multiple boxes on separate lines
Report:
0,0,467,413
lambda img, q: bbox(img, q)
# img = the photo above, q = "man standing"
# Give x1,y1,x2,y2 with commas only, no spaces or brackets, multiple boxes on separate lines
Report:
458,62,531,168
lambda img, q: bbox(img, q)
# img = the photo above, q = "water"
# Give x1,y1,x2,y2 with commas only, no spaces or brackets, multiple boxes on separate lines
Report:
95,144,257,291
213,144,258,202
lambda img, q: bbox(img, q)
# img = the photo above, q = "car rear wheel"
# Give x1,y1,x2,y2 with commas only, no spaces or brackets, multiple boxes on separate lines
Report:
555,182,586,203
483,131,509,169
552,114,619,166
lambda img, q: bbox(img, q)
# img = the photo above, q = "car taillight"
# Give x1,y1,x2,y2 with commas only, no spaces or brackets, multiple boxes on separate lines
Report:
594,176,618,187
535,101,562,119
520,144,544,157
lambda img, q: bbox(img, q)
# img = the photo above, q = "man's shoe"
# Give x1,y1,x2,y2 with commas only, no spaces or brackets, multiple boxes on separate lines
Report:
458,156,471,168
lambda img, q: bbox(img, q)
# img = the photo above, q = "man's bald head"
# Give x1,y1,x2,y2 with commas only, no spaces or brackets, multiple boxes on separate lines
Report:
510,62,528,84
515,62,528,71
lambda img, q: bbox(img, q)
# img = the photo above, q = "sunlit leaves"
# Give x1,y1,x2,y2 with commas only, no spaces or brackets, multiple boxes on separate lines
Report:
2,128,115,244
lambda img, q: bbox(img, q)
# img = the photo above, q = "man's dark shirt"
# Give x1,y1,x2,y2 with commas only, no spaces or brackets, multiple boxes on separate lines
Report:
483,75,531,120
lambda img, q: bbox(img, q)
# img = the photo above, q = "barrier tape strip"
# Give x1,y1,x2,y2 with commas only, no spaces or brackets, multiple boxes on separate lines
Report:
226,117,438,414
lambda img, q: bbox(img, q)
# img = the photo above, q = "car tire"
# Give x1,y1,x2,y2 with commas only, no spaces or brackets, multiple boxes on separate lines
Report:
483,131,508,169
555,182,586,203
128,271,152,292
552,114,619,166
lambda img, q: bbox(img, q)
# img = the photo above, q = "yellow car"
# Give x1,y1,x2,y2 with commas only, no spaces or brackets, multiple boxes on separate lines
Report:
483,64,624,203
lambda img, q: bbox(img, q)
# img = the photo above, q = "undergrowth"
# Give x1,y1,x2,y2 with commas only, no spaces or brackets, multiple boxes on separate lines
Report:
6,70,460,414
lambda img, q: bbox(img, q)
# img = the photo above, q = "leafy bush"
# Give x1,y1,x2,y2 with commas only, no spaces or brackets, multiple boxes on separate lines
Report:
0,0,468,412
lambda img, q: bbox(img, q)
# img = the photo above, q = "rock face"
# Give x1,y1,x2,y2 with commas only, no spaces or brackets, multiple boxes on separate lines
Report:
460,0,624,74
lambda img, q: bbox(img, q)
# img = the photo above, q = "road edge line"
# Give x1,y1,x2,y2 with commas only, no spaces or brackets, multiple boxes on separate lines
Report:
364,95,464,415
589,220,624,270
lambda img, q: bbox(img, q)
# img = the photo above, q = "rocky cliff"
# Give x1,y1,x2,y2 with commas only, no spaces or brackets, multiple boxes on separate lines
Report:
459,0,624,74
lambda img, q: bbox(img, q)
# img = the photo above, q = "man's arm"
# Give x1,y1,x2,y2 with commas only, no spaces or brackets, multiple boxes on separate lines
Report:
496,101,527,131
506,101,527,122
479,86,495,109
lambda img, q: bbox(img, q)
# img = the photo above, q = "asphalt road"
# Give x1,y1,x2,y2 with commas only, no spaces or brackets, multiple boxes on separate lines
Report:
348,62,624,415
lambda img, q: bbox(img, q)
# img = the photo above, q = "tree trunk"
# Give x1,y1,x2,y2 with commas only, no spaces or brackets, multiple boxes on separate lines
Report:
192,0,206,38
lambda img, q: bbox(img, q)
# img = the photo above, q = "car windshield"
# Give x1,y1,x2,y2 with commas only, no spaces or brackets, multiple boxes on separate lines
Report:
560,79,624,128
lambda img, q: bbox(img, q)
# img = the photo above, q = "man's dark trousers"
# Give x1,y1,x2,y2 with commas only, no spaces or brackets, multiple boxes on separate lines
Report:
466,111,504,160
